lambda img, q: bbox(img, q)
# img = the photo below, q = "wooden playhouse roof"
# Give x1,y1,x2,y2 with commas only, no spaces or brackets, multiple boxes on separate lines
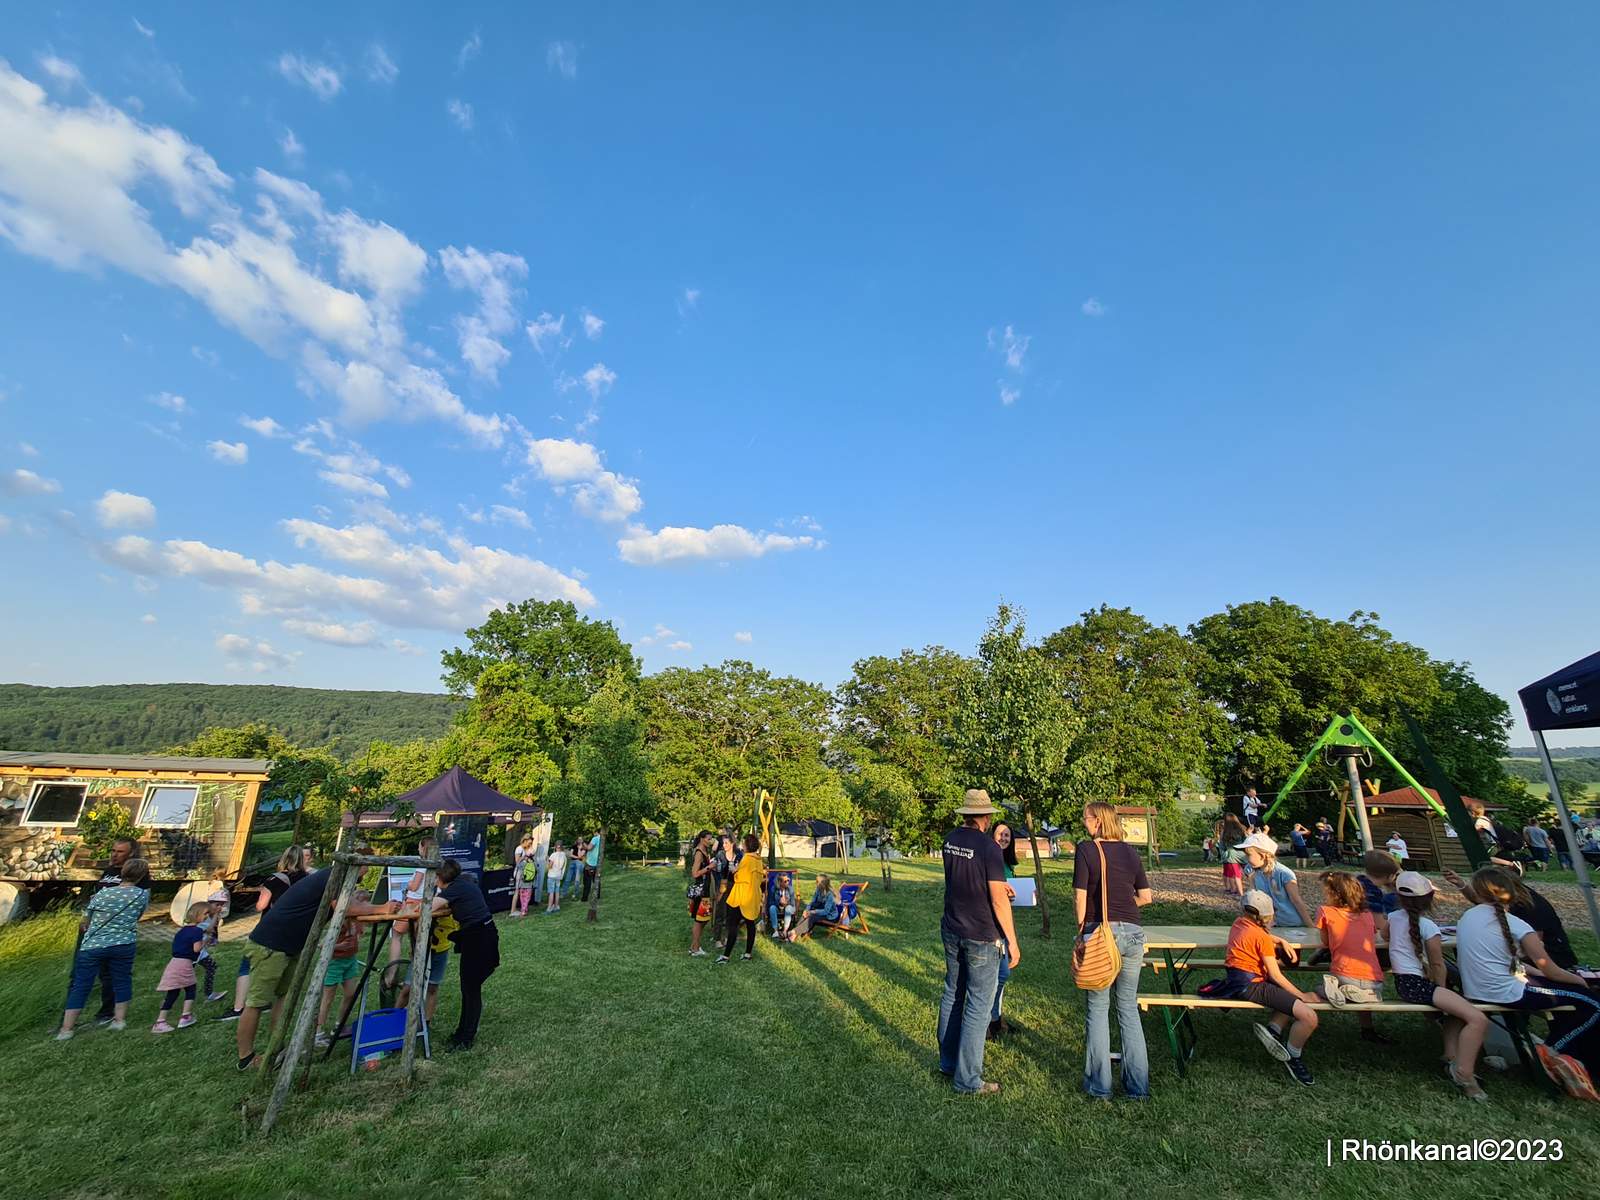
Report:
1365,785,1499,811
0,751,271,778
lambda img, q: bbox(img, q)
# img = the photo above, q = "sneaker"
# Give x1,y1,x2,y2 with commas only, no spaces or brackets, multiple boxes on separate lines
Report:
741,953,752,961
237,1054,256,1072
216,1009,243,1022
1254,1023,1292,1063
689,949,707,958
106,1020,126,1032
1448,1064,1488,1102
1536,1044,1600,1102
1285,1056,1315,1086
94,1014,114,1028
314,1031,332,1049
1482,1055,1508,1072
55,1028,75,1041
1321,976,1348,1008
177,1014,197,1029
714,955,730,965
151,1020,176,1035
206,992,227,1003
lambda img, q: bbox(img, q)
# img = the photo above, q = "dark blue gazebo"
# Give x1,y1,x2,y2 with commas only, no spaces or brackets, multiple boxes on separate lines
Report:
352,766,533,827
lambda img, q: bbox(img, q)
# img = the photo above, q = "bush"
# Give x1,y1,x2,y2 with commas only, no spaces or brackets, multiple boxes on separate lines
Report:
75,802,145,859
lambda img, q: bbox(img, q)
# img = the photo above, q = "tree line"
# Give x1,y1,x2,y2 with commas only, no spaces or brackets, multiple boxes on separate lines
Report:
153,597,1522,867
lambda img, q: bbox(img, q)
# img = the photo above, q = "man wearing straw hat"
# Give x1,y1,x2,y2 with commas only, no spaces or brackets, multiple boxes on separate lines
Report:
935,788,1021,1096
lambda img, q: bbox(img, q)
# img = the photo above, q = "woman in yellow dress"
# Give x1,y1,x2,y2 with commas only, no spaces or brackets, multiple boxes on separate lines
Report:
716,834,767,963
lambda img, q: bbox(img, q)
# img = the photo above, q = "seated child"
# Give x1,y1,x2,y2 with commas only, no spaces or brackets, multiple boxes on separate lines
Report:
153,903,209,1033
1205,890,1319,1085
1357,849,1401,916
1314,870,1389,1043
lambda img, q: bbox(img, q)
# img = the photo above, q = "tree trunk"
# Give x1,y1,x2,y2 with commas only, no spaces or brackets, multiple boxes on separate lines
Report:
585,829,605,923
1025,806,1051,939
878,833,893,892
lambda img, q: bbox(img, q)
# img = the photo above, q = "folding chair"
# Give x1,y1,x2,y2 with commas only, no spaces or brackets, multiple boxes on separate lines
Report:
815,881,870,937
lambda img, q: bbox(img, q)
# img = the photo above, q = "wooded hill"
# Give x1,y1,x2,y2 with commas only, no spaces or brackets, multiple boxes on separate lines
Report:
0,683,460,756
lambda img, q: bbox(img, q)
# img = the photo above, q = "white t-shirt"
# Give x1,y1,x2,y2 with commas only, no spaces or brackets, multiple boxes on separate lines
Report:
1386,837,1409,859
1385,909,1441,977
546,850,568,878
1456,904,1534,1004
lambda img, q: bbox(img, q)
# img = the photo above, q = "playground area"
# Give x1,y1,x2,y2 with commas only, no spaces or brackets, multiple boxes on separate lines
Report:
5,856,1596,1200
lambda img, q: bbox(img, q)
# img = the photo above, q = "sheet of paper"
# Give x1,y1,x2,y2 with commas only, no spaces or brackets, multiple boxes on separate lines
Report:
1009,877,1037,907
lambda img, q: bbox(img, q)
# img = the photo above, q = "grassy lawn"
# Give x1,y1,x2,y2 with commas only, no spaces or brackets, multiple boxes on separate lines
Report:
3,858,1597,1199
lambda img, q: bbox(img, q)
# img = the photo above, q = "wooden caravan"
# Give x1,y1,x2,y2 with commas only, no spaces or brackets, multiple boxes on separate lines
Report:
0,751,269,887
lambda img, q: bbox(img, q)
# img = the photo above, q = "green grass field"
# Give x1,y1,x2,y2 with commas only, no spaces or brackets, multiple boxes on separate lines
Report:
3,858,1596,1199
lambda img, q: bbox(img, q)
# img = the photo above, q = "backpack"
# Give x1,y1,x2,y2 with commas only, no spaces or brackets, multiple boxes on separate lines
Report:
521,856,538,883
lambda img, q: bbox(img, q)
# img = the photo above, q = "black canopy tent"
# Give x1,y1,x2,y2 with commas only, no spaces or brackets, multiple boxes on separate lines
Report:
1518,650,1600,941
350,766,534,828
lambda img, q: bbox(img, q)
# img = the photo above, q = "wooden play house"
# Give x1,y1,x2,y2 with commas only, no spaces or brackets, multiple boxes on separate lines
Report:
0,751,269,887
1360,785,1499,872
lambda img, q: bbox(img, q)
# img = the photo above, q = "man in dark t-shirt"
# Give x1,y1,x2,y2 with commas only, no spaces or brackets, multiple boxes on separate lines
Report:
936,789,1020,1096
236,866,394,1070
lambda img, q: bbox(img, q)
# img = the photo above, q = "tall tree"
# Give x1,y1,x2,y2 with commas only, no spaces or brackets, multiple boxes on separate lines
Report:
643,661,847,837
437,663,563,803
165,723,337,846
1041,606,1221,808
955,605,1079,937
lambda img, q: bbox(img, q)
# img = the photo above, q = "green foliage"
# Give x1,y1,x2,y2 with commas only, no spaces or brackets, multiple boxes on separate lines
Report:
74,799,145,857
1041,605,1222,805
1504,756,1600,787
1496,776,1550,831
643,660,846,834
0,683,460,755
358,737,445,795
543,670,657,851
437,663,563,803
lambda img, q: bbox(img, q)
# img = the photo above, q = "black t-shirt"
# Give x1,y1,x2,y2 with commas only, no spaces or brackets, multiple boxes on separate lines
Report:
440,876,492,928
260,869,304,910
251,868,332,954
1514,886,1576,970
1073,840,1150,926
941,825,1006,942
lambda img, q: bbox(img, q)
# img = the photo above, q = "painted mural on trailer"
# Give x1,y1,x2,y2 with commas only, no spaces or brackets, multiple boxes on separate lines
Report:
0,775,251,882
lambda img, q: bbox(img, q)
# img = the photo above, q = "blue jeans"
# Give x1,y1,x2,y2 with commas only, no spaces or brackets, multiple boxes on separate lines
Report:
936,927,1002,1093
1081,922,1149,1099
67,942,136,1010
992,941,1010,1022
564,861,581,895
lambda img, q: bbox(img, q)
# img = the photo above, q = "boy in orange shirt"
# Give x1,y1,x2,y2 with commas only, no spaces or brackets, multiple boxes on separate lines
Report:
1218,890,1321,1085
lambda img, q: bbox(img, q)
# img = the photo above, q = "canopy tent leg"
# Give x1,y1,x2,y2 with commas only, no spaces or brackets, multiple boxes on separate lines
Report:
1533,730,1600,944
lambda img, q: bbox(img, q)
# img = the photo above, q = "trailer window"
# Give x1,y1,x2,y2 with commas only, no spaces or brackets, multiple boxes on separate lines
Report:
140,785,200,829
23,782,90,826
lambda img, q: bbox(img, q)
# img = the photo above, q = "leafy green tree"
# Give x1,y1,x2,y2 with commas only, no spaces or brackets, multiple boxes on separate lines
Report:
358,738,445,795
955,605,1080,937
438,663,563,803
165,722,337,845
643,661,847,836
1041,605,1221,808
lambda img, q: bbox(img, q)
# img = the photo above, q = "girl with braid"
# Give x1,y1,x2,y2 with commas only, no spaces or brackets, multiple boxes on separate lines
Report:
1455,866,1600,1099
1385,872,1490,1101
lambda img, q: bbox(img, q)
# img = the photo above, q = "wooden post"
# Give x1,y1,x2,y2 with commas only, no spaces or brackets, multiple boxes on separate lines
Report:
400,864,439,1082
255,857,349,1094
261,864,357,1132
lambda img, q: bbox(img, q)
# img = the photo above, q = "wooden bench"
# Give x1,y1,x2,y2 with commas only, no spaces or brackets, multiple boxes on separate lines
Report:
1137,992,1574,1094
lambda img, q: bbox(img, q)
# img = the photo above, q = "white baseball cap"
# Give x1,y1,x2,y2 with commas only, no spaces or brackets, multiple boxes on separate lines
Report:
1235,832,1278,854
1395,870,1435,897
1242,889,1275,921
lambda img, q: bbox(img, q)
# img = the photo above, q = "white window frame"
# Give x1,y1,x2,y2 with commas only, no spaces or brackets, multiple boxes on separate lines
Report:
138,783,201,830
22,780,91,828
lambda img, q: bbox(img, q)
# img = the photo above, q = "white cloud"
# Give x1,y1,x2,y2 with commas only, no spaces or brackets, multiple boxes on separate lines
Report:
617,524,819,566
988,324,1030,372
457,30,482,71
526,312,568,355
546,41,578,80
278,127,305,165
1081,297,1106,317
240,415,288,438
679,287,701,315
275,53,342,101
95,489,156,528
441,245,527,381
208,440,248,464
140,612,156,623
998,382,1020,407
734,631,753,644
581,310,604,340
320,469,385,497
192,345,220,367
637,623,675,646
217,632,296,672
150,391,188,413
525,437,642,522
446,98,474,132
133,18,155,38
37,55,84,89
19,441,38,457
282,617,382,646
489,504,531,529
364,44,398,85
581,362,616,400
667,640,692,652
2,468,61,496
0,69,505,446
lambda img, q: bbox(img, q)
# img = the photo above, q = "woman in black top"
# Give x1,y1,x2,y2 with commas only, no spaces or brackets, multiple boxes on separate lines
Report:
686,831,716,957
430,860,499,1051
1074,802,1153,1100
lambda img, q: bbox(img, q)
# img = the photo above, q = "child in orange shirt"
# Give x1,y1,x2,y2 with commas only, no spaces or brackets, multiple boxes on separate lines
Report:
1216,890,1321,1085
1314,871,1390,1043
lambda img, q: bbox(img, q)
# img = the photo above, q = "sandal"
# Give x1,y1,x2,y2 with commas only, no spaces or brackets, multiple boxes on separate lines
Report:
972,1081,1001,1096
1448,1066,1488,1102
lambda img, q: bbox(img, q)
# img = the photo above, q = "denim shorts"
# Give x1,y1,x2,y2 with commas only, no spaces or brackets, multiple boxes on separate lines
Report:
427,948,451,986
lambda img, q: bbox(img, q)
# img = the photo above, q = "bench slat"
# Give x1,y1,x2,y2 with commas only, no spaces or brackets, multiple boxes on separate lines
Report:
1135,995,1570,1014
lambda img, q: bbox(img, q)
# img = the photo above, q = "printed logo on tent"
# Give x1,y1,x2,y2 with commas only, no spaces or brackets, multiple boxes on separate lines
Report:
1548,688,1563,715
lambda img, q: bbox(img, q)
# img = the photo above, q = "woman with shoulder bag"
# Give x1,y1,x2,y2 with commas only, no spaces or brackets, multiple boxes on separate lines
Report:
686,831,715,957
1074,802,1154,1100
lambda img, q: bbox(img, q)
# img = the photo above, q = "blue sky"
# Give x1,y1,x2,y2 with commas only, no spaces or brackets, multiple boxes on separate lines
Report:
2,6,1597,746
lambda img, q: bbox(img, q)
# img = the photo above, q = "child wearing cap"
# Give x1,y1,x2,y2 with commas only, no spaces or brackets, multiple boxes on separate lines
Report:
1238,833,1314,928
1386,871,1490,1101
1213,890,1321,1085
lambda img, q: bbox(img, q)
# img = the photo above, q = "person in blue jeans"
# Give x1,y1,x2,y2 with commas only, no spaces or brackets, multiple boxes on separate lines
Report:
988,820,1020,1040
58,857,151,1039
935,789,1020,1096
1074,801,1153,1100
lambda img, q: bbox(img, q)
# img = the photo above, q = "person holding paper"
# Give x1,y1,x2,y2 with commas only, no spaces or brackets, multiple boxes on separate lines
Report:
988,820,1020,1040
